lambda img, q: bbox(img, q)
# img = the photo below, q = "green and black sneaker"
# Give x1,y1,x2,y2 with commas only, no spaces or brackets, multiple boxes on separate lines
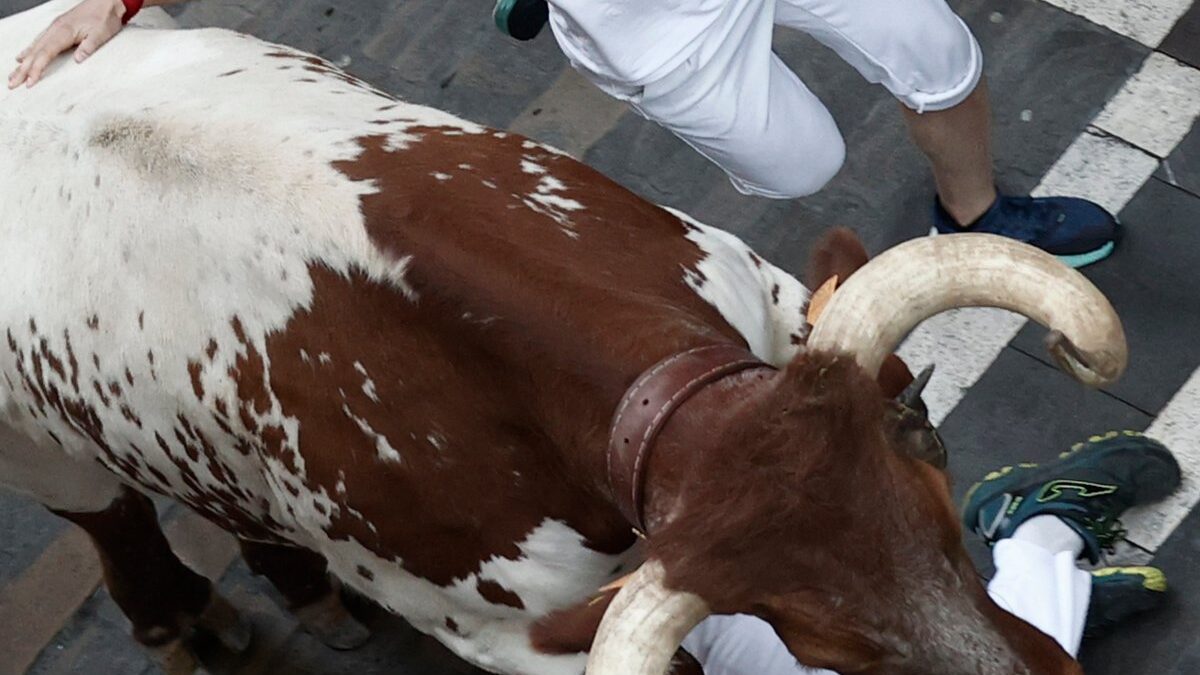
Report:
1085,566,1168,639
494,0,549,41
961,431,1181,563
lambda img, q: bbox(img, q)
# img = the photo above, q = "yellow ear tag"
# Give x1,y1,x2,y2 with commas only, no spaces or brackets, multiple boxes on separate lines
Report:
599,571,638,594
807,275,839,325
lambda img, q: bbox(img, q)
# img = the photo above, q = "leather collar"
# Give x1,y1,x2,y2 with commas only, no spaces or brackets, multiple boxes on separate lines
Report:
607,344,771,531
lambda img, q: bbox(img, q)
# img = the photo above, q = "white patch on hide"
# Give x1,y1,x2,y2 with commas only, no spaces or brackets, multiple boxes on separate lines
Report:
342,404,401,463
665,207,813,366
322,518,637,675
353,361,379,402
521,159,547,175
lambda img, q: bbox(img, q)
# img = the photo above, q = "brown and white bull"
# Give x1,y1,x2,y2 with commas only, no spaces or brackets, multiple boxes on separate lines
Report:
0,2,1126,673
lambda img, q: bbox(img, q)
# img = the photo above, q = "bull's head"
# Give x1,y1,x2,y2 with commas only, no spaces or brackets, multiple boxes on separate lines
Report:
584,233,1123,674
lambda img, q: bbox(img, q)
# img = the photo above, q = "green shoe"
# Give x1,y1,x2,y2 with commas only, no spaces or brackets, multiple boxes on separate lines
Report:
494,0,549,41
1085,566,1168,639
961,431,1181,563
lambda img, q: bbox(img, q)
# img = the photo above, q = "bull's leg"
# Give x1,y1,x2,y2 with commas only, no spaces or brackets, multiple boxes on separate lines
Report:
53,487,252,664
237,539,371,650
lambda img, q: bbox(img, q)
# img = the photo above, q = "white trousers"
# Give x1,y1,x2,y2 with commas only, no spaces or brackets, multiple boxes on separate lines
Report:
681,538,1091,675
549,0,983,199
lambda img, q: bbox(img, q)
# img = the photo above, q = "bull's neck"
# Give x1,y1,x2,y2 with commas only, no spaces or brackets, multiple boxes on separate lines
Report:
636,366,776,534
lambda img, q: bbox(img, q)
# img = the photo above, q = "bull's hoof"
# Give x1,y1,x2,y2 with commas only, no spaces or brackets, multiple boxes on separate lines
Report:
146,638,212,675
293,591,371,650
195,593,253,654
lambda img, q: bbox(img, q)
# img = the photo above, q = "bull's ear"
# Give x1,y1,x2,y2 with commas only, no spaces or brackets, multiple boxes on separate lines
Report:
876,354,915,399
805,227,869,290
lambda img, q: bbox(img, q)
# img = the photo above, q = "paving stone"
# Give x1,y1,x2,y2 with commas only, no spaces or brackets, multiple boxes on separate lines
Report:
1156,119,1200,198
0,492,65,589
1093,52,1200,157
27,590,151,675
1161,0,1200,69
1039,0,1194,46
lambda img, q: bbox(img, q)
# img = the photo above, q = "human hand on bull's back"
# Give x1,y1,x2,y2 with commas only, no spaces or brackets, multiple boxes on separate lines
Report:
9,0,155,89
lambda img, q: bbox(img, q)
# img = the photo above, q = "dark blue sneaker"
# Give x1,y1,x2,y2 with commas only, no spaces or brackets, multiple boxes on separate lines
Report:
933,194,1120,269
961,431,1181,563
1085,566,1168,639
494,0,549,41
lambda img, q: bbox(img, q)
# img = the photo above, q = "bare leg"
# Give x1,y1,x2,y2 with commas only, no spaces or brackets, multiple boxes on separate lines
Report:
901,80,998,226
238,539,370,650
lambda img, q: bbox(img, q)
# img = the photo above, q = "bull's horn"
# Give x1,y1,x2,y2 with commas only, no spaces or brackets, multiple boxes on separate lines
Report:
586,561,710,675
807,234,1126,387
897,364,935,409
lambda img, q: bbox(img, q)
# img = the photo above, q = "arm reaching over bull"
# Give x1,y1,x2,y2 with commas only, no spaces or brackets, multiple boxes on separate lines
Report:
7,0,183,88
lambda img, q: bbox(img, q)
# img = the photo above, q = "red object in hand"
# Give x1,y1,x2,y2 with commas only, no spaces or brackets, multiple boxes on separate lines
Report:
121,0,144,24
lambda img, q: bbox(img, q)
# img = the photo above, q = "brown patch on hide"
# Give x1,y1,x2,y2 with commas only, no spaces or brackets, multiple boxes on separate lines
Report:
63,330,80,393
529,589,617,655
263,50,376,93
188,361,205,400
476,579,525,610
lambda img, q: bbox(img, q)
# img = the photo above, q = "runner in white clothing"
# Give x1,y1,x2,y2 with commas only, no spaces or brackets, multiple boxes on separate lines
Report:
501,0,1120,270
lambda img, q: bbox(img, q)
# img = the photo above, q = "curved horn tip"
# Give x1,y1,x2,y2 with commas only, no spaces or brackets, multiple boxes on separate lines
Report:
585,561,711,675
896,364,935,407
1044,330,1126,388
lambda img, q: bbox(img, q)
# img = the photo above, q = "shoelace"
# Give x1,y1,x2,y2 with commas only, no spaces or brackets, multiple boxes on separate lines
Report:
1084,514,1129,554
991,197,1061,239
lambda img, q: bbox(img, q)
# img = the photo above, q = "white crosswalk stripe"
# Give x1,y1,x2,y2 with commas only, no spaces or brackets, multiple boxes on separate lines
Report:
1039,0,1193,46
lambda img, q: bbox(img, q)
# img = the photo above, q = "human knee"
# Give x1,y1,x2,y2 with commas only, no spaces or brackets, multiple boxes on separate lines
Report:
729,131,846,199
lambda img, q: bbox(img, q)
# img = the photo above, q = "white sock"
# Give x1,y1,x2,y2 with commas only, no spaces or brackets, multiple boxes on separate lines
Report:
1011,515,1086,557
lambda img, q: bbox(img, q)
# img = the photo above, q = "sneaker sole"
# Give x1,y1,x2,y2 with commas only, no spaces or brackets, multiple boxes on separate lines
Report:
493,0,515,34
926,228,1116,269
961,431,1181,526
1057,240,1115,269
1085,566,1168,638
493,0,546,40
1093,566,1168,593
